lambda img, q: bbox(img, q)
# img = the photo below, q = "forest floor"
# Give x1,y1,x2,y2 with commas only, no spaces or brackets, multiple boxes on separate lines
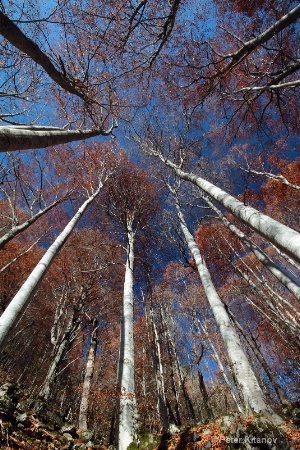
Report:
0,382,300,449
153,417,300,449
1,413,300,449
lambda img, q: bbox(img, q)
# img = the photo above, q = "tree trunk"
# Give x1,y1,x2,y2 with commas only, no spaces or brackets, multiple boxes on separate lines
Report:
78,319,98,430
161,306,196,422
0,125,115,152
202,194,300,300
159,306,182,426
38,312,80,401
117,221,138,450
173,195,282,422
148,301,169,432
221,3,300,72
0,12,89,101
196,365,213,422
0,197,65,249
234,264,300,338
0,184,103,351
156,154,300,264
227,308,290,407
193,317,243,413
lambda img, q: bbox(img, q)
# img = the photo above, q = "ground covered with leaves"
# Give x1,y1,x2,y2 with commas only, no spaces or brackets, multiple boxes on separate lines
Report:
0,381,300,449
153,417,300,450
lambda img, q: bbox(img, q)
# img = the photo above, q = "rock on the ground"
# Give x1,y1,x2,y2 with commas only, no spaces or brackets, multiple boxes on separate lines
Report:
0,383,18,417
221,412,240,433
226,416,290,450
61,424,78,437
191,430,201,442
169,423,180,434
16,412,31,428
80,430,94,441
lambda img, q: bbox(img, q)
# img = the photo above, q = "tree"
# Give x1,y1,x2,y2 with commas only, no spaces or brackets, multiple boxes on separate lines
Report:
103,161,159,449
167,183,282,422
199,193,300,300
139,135,300,264
160,2,300,135
0,144,115,350
0,125,116,152
0,151,72,249
78,318,99,431
0,0,299,444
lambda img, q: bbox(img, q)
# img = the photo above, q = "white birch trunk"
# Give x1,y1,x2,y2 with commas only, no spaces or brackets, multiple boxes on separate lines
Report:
222,3,300,68
78,319,98,430
243,295,291,344
219,234,300,331
202,194,300,300
117,221,138,450
0,125,114,152
0,12,88,101
174,197,281,421
156,154,300,264
0,184,102,350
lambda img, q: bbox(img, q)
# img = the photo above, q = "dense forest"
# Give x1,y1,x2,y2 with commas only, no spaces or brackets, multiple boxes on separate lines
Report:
0,1,299,449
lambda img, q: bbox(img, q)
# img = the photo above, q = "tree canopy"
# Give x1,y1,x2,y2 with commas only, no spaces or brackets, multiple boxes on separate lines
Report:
0,1,299,449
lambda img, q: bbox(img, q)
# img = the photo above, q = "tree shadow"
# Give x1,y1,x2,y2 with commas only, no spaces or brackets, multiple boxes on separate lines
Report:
157,432,172,450
174,428,192,449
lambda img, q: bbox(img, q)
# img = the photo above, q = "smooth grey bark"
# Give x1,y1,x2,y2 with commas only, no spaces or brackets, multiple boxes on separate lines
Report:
218,233,300,331
0,183,103,351
270,243,300,272
193,316,243,413
117,220,138,450
38,310,81,401
0,197,65,249
239,167,300,190
0,12,89,101
220,4,300,73
147,149,300,264
0,234,42,275
159,305,182,426
148,301,169,432
227,308,290,407
243,295,294,346
0,124,116,152
172,194,282,422
161,306,196,422
201,194,300,300
78,318,98,430
234,263,300,338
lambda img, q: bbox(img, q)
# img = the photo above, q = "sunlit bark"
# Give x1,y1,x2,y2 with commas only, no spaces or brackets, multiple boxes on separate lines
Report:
172,193,282,422
227,308,290,407
38,311,80,400
147,148,300,264
202,194,300,300
117,219,138,450
0,183,103,350
0,197,64,249
0,124,116,152
0,12,89,101
78,319,98,430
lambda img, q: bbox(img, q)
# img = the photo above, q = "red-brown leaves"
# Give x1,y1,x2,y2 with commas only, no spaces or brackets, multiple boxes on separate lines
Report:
103,159,160,232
